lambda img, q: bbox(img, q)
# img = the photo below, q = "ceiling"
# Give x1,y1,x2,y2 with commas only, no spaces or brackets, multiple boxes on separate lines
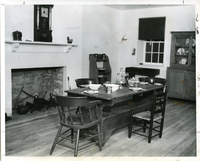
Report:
106,4,184,10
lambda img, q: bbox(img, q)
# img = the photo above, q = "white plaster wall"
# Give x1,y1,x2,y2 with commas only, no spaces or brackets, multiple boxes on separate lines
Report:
4,5,83,116
82,5,121,83
81,5,195,81
118,5,196,78
5,5,83,85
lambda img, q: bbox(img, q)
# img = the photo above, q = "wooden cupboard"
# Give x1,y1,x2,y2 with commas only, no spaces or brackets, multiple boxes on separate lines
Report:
89,54,111,84
167,69,195,100
167,31,196,101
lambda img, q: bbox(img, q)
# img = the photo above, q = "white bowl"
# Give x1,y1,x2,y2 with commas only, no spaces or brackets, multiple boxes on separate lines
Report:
104,84,120,92
89,84,101,90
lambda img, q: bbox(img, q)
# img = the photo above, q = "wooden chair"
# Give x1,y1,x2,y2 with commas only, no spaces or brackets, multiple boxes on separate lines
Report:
128,83,167,143
139,77,149,82
154,77,167,85
75,78,96,88
50,96,103,157
139,77,167,85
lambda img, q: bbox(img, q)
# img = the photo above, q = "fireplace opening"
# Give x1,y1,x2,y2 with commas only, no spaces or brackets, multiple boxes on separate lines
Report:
12,67,64,111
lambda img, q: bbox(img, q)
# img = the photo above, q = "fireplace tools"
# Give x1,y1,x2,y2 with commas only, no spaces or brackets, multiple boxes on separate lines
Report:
14,86,34,109
30,92,48,113
15,86,57,114
46,93,57,110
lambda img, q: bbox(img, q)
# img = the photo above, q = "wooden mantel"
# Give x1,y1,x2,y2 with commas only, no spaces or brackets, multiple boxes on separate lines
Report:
5,41,78,53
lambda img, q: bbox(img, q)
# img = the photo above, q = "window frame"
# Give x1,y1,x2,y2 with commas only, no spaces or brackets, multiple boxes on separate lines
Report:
143,40,165,65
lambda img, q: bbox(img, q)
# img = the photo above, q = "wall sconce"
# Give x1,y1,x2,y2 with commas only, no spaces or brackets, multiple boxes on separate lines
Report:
132,48,136,55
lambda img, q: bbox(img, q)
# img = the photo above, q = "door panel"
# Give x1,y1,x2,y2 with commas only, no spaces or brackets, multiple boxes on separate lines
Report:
168,69,185,98
185,71,196,100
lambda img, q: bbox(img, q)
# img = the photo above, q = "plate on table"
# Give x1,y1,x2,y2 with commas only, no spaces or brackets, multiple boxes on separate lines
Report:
129,87,143,91
140,82,149,85
80,85,89,88
84,90,99,94
154,83,163,86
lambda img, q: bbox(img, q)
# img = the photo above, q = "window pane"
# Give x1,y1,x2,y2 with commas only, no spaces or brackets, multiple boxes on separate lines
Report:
145,41,164,64
160,43,164,52
146,43,151,52
153,43,158,52
145,53,151,62
159,54,163,63
152,53,158,63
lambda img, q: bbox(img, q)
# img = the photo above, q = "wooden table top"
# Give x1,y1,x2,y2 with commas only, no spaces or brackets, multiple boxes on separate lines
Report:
65,83,164,102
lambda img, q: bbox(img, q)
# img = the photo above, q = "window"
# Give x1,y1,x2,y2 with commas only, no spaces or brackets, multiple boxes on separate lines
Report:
138,17,166,65
144,41,164,64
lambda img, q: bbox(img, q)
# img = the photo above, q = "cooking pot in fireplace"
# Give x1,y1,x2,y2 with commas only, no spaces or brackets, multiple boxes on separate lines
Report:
17,104,29,114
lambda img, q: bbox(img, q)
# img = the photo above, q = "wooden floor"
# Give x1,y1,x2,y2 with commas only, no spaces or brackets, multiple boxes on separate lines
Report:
5,98,196,157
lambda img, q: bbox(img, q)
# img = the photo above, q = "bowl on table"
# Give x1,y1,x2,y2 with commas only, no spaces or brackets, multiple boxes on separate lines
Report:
89,84,101,90
104,84,120,92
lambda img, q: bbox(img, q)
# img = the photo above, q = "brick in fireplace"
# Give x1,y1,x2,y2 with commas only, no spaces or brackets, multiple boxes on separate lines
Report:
12,67,63,109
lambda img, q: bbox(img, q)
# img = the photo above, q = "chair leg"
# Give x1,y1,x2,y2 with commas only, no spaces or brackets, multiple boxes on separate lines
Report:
143,120,147,133
159,118,164,138
148,121,153,143
75,107,80,113
50,125,63,155
74,129,80,157
97,124,102,151
71,129,74,143
128,114,133,138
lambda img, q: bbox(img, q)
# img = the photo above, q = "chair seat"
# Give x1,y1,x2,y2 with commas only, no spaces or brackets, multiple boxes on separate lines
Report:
133,111,162,121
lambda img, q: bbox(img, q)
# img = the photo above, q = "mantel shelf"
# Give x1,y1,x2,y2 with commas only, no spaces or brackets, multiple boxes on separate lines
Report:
5,41,78,53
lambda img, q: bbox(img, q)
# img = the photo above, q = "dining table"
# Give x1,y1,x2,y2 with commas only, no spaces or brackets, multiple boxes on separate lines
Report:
65,83,165,144
65,83,164,111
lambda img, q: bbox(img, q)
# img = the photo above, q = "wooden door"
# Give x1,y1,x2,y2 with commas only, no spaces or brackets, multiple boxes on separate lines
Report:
185,71,196,100
167,69,185,99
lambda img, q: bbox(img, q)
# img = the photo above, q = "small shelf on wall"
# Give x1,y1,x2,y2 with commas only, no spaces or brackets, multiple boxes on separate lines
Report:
5,41,78,53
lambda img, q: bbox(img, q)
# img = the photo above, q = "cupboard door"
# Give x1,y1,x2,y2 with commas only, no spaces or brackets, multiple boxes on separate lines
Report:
185,71,196,100
168,69,185,98
170,32,195,69
174,35,190,66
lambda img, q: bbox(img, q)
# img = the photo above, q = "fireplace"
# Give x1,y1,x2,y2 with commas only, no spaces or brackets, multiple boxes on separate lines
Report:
12,67,64,109
5,41,80,116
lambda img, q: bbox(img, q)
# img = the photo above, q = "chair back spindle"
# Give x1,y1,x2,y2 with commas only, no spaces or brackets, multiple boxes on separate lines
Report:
55,96,102,127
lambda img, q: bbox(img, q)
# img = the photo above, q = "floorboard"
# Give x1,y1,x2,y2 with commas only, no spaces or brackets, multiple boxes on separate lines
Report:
5,98,196,157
